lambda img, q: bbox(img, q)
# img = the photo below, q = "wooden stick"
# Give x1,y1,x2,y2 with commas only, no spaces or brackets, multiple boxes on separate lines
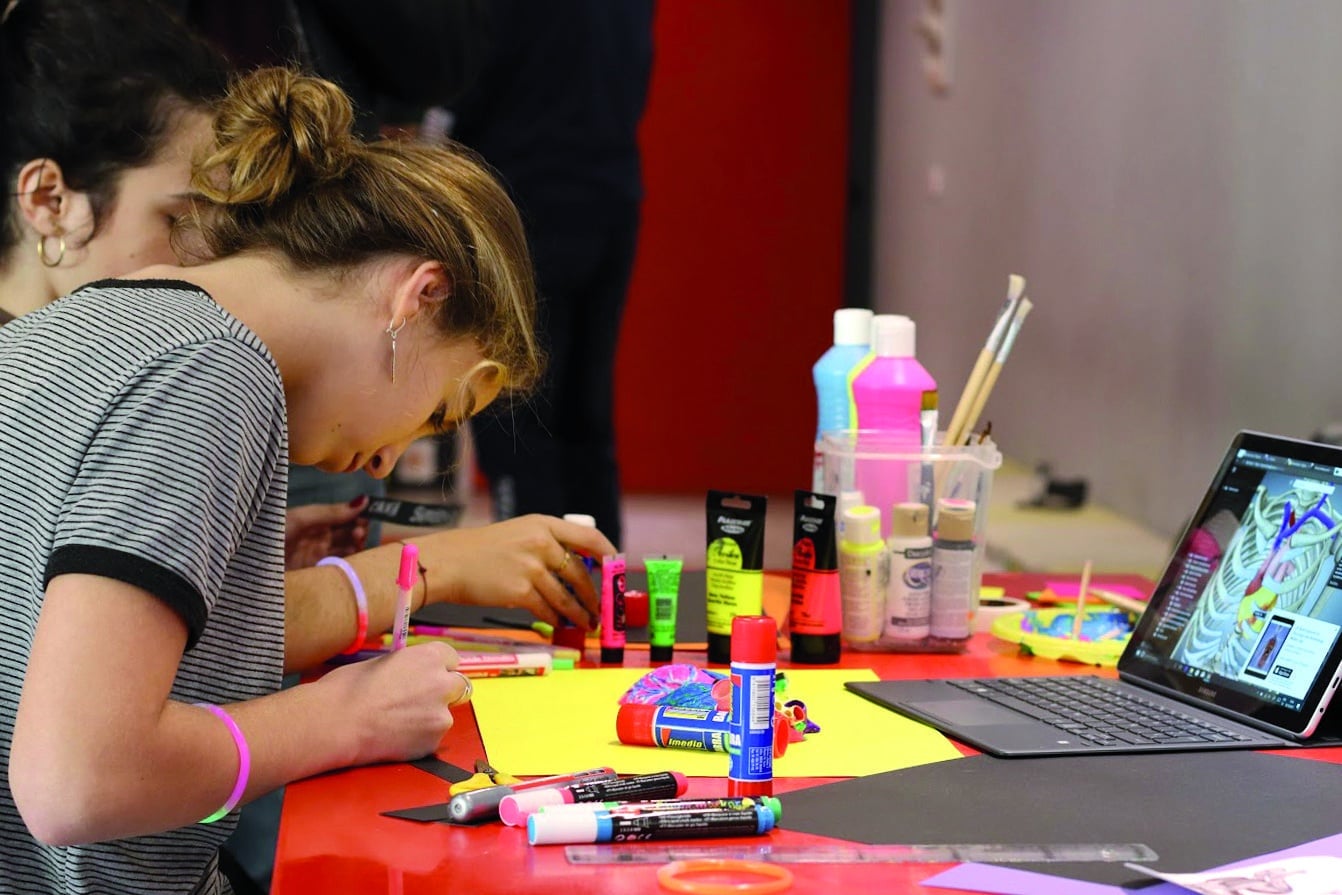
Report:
1071,560,1093,640
1089,586,1148,617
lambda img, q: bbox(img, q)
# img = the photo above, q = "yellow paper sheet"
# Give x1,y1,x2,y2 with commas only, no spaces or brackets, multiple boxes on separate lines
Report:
470,668,962,778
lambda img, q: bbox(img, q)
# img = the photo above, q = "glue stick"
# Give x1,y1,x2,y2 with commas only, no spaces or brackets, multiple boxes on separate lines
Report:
727,615,777,798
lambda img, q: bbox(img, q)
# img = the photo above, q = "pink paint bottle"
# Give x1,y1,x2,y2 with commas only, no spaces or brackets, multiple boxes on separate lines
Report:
847,315,938,538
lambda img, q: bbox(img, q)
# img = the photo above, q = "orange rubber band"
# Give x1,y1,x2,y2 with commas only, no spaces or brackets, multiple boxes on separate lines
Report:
656,859,794,895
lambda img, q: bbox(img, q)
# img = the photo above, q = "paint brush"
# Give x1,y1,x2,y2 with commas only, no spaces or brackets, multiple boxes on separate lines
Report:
958,296,1032,444
944,274,1025,447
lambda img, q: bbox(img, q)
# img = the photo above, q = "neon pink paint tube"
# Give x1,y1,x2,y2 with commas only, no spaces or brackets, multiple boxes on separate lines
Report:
600,553,627,664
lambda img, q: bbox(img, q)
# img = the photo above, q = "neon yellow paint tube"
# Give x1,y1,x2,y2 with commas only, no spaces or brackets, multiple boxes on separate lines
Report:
705,490,767,665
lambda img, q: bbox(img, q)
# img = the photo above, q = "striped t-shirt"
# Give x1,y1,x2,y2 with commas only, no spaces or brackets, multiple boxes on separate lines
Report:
0,280,289,894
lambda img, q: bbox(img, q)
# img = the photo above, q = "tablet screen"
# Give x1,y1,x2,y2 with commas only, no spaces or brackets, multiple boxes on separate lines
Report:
1121,431,1342,737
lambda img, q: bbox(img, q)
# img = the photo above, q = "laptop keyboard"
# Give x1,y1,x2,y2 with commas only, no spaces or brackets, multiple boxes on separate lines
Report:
947,676,1258,747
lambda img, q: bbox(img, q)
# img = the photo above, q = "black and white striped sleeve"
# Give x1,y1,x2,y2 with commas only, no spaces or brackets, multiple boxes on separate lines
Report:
45,337,286,646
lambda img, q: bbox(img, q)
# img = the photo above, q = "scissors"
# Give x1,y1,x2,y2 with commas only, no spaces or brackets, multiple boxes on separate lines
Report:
448,759,520,796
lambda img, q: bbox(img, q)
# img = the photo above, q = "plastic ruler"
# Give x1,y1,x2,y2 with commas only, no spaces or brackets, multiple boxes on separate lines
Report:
565,842,1158,865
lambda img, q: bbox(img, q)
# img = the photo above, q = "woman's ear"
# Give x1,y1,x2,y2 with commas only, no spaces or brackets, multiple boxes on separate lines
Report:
13,158,91,239
387,260,451,326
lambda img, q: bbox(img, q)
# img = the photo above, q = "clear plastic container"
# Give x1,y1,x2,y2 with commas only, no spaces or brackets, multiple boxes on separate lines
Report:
819,430,1002,653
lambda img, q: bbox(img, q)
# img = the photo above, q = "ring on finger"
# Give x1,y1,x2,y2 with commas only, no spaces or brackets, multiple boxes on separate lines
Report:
447,670,474,706
556,550,572,574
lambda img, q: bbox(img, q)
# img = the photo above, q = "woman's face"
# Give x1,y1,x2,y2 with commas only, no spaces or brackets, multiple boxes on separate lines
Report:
288,329,502,478
49,110,212,294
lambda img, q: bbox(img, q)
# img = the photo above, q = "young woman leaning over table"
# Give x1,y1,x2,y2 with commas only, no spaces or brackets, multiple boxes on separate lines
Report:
0,62,612,894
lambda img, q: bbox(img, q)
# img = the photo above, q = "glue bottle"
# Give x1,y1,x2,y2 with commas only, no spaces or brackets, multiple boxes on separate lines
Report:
929,498,977,643
838,505,886,645
885,502,933,642
812,308,873,490
847,315,938,537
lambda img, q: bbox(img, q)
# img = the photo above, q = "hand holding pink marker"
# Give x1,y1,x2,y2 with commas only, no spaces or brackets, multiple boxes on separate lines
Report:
390,542,418,651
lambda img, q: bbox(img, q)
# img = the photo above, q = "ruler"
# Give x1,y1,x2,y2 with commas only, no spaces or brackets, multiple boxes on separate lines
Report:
565,842,1158,865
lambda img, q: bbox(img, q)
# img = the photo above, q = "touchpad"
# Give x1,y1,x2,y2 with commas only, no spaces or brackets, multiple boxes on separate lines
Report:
913,700,1026,726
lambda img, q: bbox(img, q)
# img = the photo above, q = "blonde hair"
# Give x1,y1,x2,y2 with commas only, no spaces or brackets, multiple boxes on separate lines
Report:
184,67,541,396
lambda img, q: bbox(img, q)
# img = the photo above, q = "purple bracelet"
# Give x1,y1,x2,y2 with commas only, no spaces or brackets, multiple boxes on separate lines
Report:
318,556,369,653
196,703,250,824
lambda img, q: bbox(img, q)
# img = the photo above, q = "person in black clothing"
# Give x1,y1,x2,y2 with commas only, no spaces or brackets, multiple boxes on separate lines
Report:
451,0,656,548
175,0,485,139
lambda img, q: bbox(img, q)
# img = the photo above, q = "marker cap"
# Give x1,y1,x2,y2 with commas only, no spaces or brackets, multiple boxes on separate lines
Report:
499,786,567,826
730,615,777,665
528,808,598,846
395,542,419,590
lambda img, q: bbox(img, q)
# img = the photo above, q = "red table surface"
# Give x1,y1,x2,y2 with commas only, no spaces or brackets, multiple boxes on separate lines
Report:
272,573,1342,894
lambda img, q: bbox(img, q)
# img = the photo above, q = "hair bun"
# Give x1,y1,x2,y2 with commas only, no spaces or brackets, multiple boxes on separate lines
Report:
200,67,357,206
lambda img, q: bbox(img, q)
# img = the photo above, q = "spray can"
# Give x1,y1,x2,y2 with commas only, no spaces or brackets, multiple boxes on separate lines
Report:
930,498,977,642
885,502,933,642
727,615,777,798
839,505,886,645
847,315,938,538
812,308,874,490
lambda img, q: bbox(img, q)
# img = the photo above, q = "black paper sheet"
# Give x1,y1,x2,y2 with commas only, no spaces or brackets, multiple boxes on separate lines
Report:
778,751,1342,887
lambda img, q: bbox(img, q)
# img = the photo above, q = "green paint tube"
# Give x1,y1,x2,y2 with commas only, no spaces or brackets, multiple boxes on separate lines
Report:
643,555,684,663
705,490,768,665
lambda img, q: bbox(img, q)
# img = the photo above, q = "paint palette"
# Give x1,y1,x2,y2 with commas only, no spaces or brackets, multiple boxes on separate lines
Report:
990,605,1136,666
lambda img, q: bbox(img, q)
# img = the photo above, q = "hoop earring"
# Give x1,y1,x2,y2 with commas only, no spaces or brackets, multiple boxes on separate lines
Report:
37,233,65,268
386,317,407,383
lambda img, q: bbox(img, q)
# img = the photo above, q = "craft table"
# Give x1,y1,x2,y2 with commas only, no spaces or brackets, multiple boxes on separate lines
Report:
271,573,1342,893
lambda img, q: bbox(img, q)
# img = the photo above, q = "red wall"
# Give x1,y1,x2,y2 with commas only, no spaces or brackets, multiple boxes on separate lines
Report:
614,1,853,495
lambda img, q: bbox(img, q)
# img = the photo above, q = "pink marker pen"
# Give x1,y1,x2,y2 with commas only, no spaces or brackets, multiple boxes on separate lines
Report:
391,542,418,651
499,771,687,826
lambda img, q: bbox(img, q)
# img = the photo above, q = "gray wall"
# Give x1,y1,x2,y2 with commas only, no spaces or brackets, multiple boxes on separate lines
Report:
874,0,1342,537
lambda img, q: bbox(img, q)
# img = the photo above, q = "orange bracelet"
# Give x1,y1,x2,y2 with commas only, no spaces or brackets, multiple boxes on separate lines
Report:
656,859,794,895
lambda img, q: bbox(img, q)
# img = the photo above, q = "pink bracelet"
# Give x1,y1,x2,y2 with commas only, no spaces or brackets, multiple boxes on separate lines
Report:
318,556,369,654
196,703,250,824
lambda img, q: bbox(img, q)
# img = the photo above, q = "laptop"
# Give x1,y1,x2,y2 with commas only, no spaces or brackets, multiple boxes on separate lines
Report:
846,430,1342,756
